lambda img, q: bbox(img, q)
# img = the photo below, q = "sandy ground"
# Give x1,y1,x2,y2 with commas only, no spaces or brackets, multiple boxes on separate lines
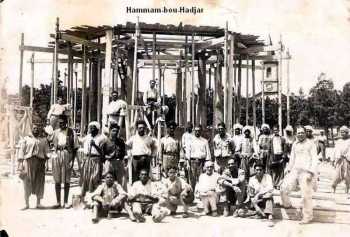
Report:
1,148,350,237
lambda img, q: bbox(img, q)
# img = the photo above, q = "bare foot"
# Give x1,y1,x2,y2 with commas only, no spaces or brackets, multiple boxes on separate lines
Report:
21,206,29,211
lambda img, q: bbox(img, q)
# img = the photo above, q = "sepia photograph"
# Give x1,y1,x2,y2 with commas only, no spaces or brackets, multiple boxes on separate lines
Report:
1,0,350,236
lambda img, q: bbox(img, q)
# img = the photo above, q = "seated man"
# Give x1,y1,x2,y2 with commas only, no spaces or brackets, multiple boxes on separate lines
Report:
218,158,247,217
91,172,136,223
162,166,193,218
196,161,220,217
247,162,274,220
129,169,169,223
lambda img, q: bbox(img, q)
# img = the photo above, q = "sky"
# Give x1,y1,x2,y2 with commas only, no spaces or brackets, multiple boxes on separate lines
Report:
1,0,350,96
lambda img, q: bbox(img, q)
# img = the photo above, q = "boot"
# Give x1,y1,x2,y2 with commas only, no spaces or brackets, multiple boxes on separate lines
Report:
64,183,70,208
53,183,61,208
223,205,230,217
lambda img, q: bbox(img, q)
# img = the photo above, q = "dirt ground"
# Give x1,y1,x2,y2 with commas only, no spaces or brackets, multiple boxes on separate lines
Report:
1,148,350,237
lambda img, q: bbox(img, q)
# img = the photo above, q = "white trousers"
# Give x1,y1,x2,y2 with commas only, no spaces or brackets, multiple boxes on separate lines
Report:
280,169,315,221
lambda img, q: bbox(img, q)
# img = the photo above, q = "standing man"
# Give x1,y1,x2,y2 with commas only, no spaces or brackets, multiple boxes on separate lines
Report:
331,126,350,193
196,161,220,216
305,125,321,154
102,122,127,189
248,162,274,221
280,127,319,224
269,126,287,189
232,123,243,152
50,115,79,208
218,158,246,217
106,91,127,127
239,127,258,180
318,130,327,162
213,122,235,174
47,97,67,130
18,124,49,209
181,122,194,160
160,121,181,176
284,125,295,165
126,120,157,183
81,122,105,199
257,124,272,172
186,125,211,190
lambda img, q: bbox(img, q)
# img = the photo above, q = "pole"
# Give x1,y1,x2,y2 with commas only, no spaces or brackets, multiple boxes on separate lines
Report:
245,57,249,126
286,49,291,126
223,22,228,125
252,60,256,140
228,33,234,130
261,63,265,124
53,17,60,103
30,53,34,108
131,18,139,123
19,33,24,104
278,37,283,135
74,69,77,129
184,37,189,122
191,34,195,124
80,45,87,135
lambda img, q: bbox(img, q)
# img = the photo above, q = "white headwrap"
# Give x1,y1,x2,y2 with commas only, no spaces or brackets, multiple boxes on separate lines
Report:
88,121,101,131
233,123,243,130
204,161,214,168
261,124,270,130
304,125,313,132
340,126,349,133
242,126,252,134
285,125,293,132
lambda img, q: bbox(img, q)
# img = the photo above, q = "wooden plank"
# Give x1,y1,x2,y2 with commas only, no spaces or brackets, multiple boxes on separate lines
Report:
20,45,82,58
53,17,59,104
60,33,104,50
30,53,34,108
102,30,113,126
80,45,87,135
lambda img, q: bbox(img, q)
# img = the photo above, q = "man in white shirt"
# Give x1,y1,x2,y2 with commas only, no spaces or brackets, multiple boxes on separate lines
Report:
280,127,319,224
257,124,271,172
126,120,157,183
196,161,219,216
47,97,68,130
129,169,169,223
248,162,274,221
232,123,243,153
143,80,161,128
186,125,211,190
106,91,127,127
239,126,258,180
181,122,194,159
331,126,350,193
213,122,235,174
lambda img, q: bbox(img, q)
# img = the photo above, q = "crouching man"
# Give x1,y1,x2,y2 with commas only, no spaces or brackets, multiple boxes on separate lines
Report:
129,169,169,223
196,161,220,217
162,166,193,218
91,172,136,223
247,162,274,220
218,159,247,217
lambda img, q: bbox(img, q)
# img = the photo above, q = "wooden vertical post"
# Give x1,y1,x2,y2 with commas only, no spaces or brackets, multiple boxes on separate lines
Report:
191,34,195,124
80,46,87,135
97,58,102,124
213,52,223,127
74,69,78,129
176,63,182,124
53,17,60,103
184,37,189,123
19,33,24,104
227,34,234,130
223,22,228,125
245,57,249,125
152,33,156,84
103,30,113,126
237,57,242,124
278,39,283,135
262,63,265,124
30,53,34,108
67,43,72,103
51,52,55,106
197,51,207,126
252,59,256,140
131,19,139,123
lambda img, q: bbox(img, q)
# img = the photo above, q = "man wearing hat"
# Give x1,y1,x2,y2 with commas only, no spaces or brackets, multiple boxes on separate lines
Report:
80,121,106,200
238,126,258,180
331,125,350,193
102,122,127,189
160,121,181,175
49,115,79,208
18,124,49,210
186,125,211,190
218,158,246,216
280,126,319,224
213,122,236,174
196,161,220,216
232,123,243,153
257,124,272,172
305,125,321,154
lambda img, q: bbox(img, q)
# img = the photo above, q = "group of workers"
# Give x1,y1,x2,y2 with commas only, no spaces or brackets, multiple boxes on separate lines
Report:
15,82,350,226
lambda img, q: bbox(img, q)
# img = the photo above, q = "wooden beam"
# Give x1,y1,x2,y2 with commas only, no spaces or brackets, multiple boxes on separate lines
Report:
131,20,139,123
81,45,87,135
262,63,265,124
196,36,225,50
191,34,195,124
252,59,256,139
60,33,104,50
227,34,234,129
19,45,82,57
53,17,59,104
245,58,249,126
19,33,24,104
223,22,228,125
26,58,83,64
103,30,113,126
30,53,34,108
